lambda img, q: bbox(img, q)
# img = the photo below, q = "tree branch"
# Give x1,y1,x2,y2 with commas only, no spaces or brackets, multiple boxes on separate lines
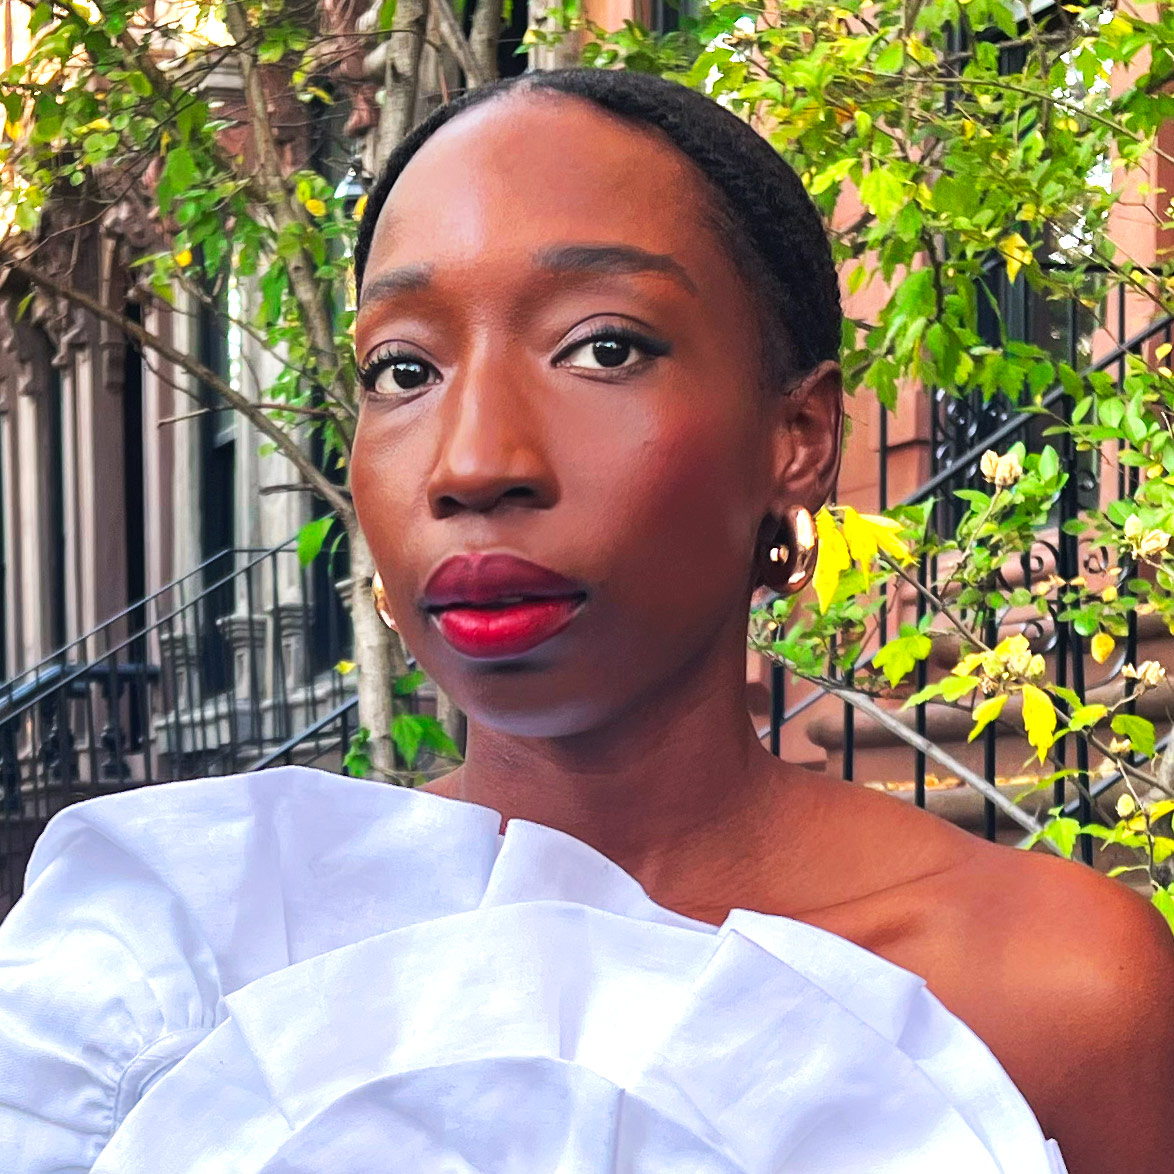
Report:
6,258,352,519
431,0,489,88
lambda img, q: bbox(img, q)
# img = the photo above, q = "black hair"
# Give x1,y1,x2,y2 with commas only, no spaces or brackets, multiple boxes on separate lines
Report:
354,67,842,389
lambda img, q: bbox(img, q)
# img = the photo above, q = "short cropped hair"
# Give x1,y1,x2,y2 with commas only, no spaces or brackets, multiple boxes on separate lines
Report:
354,67,842,390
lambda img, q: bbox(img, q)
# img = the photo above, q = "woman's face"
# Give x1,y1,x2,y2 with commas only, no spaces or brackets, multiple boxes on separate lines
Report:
351,92,840,736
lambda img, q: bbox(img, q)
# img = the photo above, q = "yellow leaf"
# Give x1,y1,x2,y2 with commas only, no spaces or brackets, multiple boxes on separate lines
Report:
335,659,356,675
305,197,327,217
1090,632,1114,664
1147,799,1174,823
903,36,936,66
968,693,1007,742
952,651,987,677
1156,342,1172,360
173,248,193,268
855,512,915,565
841,506,877,566
1021,684,1057,764
998,232,1033,284
352,193,368,221
1116,793,1136,818
993,633,1029,659
812,507,851,614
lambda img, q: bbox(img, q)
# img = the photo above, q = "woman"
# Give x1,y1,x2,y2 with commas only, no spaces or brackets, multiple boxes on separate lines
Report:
2,67,1171,1173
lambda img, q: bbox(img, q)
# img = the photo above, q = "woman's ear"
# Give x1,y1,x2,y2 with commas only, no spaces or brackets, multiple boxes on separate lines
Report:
764,360,844,513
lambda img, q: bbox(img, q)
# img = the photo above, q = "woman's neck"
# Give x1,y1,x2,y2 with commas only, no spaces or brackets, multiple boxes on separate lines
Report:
425,632,794,912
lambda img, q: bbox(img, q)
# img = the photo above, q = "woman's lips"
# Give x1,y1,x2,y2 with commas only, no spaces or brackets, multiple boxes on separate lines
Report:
422,553,587,659
434,598,584,658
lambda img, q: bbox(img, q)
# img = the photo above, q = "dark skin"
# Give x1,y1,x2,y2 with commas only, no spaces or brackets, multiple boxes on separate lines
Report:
351,92,1174,1173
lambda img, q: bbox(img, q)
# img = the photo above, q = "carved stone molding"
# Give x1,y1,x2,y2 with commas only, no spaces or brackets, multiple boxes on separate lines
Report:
0,270,39,411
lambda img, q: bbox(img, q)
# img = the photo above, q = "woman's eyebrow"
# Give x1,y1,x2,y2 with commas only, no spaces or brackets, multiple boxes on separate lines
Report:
533,244,699,296
359,243,698,310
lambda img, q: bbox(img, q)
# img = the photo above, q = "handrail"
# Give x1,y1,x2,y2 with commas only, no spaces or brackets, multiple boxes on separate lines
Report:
249,694,358,772
0,537,314,737
0,538,303,729
755,686,824,743
1,546,279,693
903,309,1174,507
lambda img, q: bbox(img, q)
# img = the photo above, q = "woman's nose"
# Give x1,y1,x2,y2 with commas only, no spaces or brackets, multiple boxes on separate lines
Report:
426,366,558,519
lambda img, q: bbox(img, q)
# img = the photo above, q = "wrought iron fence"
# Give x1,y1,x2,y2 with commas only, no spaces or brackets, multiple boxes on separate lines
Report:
0,538,354,908
766,275,1174,867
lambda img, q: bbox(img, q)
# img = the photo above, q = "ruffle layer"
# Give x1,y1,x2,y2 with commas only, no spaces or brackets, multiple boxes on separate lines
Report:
0,766,1068,1173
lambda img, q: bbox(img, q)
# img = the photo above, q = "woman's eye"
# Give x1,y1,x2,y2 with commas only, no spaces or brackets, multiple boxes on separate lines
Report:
556,329,667,373
359,352,440,398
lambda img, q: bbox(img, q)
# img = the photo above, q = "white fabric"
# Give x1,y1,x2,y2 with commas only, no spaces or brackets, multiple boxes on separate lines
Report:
0,765,1069,1172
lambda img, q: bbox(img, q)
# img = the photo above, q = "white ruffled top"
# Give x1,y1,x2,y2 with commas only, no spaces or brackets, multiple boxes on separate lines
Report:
0,765,1068,1173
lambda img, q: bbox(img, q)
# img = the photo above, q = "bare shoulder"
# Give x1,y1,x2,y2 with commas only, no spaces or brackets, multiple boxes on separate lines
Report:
784,774,1174,1172
944,840,1174,1174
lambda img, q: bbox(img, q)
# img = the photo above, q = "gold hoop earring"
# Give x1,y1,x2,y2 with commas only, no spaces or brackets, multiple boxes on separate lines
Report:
371,570,397,632
785,506,817,590
758,506,818,594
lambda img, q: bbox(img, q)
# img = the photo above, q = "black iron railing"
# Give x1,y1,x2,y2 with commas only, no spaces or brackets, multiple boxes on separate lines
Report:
0,538,354,906
767,276,1174,863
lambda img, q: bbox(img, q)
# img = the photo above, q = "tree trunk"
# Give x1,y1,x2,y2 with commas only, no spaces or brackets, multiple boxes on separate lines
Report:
348,523,409,779
528,0,583,70
372,0,430,170
435,687,468,757
468,0,503,83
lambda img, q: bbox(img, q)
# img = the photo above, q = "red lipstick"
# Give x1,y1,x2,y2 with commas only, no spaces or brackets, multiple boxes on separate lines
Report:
421,553,587,658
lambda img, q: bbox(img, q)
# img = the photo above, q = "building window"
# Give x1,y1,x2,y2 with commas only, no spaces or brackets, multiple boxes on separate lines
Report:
196,273,237,693
650,0,699,36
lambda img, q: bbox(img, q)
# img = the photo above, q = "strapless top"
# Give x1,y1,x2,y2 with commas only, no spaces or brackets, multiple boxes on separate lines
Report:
0,765,1068,1172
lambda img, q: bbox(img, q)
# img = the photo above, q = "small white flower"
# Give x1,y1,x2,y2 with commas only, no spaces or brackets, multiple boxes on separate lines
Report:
1138,529,1170,558
993,453,1023,488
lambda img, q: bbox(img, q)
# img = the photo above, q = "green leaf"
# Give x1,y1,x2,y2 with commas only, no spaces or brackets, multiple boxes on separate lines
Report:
858,166,906,220
343,727,371,778
872,630,932,686
875,40,905,74
1035,816,1081,859
940,674,981,701
296,514,334,567
28,2,52,34
393,669,427,696
1111,713,1156,759
391,713,424,767
1069,703,1108,730
418,716,462,761
390,713,460,767
904,680,945,707
1151,886,1174,935
1037,445,1060,480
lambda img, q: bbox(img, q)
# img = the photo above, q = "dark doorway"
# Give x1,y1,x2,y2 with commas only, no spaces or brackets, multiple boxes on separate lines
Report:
0,418,7,682
122,303,146,647
39,355,67,656
197,288,236,693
